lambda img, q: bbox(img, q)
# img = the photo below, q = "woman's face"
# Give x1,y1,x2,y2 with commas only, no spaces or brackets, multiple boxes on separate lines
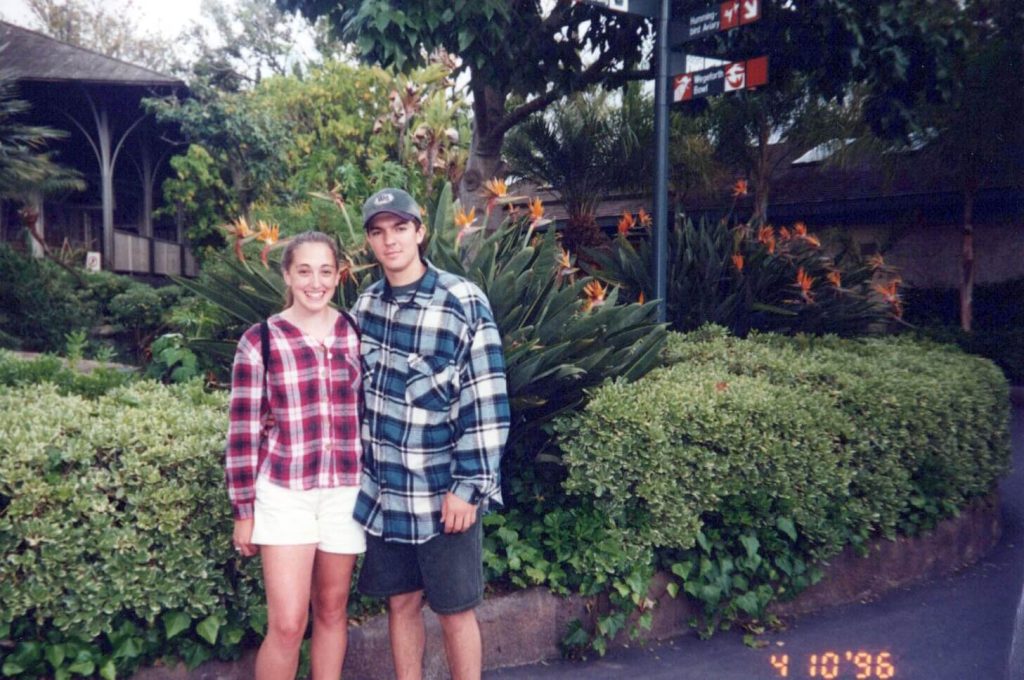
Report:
282,242,340,315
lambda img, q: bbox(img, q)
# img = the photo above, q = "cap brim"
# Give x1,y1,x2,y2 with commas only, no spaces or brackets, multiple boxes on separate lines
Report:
363,209,420,229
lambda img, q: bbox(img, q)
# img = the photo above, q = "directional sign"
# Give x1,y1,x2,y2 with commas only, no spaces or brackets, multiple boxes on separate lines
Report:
673,56,768,102
671,0,761,45
577,0,660,18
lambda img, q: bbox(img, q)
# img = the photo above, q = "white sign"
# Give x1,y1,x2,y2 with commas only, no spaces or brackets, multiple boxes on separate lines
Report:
85,251,102,272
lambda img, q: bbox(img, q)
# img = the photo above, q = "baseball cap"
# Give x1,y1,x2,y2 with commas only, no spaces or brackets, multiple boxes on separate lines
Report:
361,188,422,229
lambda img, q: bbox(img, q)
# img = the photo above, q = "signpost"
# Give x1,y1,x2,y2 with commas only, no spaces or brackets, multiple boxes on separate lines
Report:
579,0,766,321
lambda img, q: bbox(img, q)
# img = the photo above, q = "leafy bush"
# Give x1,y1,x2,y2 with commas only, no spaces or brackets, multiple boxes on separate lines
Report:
0,380,264,678
0,245,98,352
0,351,136,399
555,327,1010,637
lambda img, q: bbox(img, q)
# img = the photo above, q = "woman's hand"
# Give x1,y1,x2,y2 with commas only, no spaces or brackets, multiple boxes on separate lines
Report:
233,518,259,557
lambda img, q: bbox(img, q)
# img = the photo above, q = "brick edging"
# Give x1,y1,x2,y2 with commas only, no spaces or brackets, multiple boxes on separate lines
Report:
133,492,1001,679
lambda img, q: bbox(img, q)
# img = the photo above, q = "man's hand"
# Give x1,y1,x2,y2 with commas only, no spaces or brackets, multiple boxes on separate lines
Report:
232,518,259,557
440,492,477,534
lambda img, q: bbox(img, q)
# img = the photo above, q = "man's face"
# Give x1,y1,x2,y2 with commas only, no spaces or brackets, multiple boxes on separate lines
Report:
365,212,426,285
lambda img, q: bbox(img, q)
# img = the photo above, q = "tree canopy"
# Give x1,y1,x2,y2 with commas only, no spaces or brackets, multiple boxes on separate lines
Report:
278,0,966,210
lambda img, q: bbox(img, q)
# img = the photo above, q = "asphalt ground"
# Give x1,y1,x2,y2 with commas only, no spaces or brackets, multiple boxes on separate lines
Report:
487,399,1024,680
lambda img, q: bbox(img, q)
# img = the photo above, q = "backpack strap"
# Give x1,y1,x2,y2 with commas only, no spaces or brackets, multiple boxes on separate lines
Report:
340,310,360,340
260,319,270,369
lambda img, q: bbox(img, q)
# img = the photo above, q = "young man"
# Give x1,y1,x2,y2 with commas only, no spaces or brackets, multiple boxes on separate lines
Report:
353,188,510,680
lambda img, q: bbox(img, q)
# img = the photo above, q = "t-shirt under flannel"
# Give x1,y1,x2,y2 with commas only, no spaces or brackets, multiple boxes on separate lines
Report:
353,263,511,543
225,313,362,520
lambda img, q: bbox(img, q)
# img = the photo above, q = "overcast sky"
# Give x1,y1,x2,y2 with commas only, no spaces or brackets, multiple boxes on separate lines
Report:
0,0,210,37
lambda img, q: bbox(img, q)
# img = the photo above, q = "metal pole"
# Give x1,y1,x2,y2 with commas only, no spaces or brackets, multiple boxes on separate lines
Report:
652,0,671,322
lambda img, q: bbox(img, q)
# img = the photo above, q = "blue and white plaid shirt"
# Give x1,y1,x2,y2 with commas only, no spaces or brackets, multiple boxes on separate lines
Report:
352,262,510,543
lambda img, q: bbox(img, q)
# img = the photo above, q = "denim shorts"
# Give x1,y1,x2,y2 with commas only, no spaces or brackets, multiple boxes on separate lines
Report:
357,520,483,615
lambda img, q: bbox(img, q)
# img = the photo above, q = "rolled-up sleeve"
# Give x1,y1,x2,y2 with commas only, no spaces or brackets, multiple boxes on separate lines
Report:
225,332,263,520
449,308,510,507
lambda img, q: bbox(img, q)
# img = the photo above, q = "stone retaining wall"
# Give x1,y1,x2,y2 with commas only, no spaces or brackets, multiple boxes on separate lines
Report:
134,492,1001,679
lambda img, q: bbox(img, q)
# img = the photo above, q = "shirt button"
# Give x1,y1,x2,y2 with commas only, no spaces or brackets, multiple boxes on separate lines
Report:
327,352,333,359
320,368,327,378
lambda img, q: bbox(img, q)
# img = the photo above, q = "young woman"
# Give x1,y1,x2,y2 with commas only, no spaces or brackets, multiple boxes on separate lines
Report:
225,231,363,679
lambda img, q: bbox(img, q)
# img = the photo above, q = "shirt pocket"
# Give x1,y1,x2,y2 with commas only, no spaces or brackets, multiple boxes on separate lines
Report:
405,353,459,412
361,348,382,389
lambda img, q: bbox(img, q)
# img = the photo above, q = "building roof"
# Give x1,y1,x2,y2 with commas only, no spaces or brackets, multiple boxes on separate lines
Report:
0,21,182,87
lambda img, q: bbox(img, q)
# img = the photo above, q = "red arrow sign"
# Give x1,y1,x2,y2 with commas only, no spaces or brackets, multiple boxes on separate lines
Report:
673,0,762,44
673,56,768,102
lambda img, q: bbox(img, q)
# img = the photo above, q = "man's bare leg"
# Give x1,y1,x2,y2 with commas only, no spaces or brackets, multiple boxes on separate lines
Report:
438,609,482,680
389,590,426,680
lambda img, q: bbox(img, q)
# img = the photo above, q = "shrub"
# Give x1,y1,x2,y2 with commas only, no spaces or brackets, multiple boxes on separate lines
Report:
555,328,1010,636
0,351,136,399
0,380,264,678
0,245,98,352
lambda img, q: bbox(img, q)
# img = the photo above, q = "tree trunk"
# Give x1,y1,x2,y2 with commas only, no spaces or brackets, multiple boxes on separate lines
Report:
752,113,770,225
459,81,508,222
960,186,975,332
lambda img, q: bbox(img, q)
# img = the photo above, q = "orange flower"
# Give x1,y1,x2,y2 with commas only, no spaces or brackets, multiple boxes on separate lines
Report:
827,270,842,288
482,178,507,199
455,206,477,229
482,177,509,214
454,206,482,249
255,221,280,245
255,222,281,269
226,216,252,239
556,247,578,281
528,197,544,223
796,267,814,303
637,290,645,304
803,234,822,248
793,221,807,237
617,211,636,236
757,225,776,254
779,226,792,241
731,253,745,272
874,277,902,316
732,178,749,197
582,279,607,311
637,208,652,228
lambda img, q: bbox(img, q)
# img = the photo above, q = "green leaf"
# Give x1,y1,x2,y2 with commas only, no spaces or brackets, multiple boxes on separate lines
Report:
776,517,798,542
196,615,222,646
99,658,117,680
163,611,191,641
45,643,66,670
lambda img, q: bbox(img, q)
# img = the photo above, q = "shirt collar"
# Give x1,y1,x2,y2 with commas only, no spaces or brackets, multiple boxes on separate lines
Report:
380,259,439,307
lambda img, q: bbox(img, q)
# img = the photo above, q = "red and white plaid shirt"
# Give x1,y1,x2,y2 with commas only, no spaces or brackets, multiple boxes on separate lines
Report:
226,313,361,520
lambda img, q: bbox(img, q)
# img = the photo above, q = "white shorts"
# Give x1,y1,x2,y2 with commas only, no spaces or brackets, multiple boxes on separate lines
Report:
251,476,366,554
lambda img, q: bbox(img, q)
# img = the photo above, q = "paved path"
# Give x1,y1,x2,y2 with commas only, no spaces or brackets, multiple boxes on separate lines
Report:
488,400,1024,680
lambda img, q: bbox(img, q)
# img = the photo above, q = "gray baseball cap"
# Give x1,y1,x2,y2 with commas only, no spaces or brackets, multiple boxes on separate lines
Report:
361,188,422,229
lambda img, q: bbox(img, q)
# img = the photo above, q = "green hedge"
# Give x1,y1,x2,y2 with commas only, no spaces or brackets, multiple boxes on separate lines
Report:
555,327,1010,635
0,380,264,678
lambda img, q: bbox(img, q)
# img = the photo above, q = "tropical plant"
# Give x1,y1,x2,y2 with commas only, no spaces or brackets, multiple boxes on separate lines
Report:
587,194,902,336
504,87,651,252
175,183,668,483
0,63,83,200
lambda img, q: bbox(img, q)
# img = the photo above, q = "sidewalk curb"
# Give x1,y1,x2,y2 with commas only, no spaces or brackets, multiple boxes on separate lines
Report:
133,493,1001,680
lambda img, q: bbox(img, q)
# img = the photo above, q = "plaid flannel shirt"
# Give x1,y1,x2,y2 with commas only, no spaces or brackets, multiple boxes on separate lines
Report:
353,263,510,543
225,313,361,520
